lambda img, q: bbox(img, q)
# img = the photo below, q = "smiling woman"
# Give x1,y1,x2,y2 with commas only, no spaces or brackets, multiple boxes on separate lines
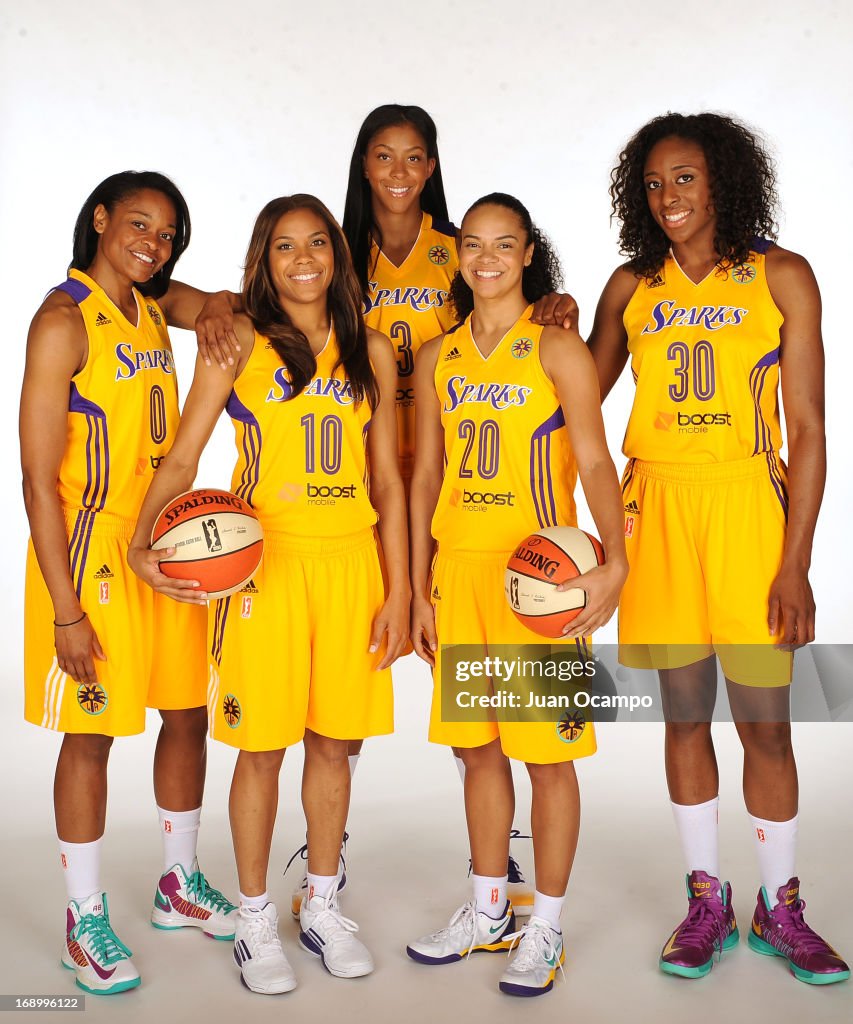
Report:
19,170,237,998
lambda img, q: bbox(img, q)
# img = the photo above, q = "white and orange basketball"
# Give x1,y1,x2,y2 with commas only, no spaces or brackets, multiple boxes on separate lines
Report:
151,488,263,599
505,526,605,637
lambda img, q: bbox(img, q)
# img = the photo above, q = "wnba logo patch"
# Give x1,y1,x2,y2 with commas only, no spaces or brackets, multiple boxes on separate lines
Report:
77,683,108,716
428,245,450,265
99,581,110,604
732,263,757,285
511,337,533,359
556,711,585,743
223,694,242,729
241,596,253,619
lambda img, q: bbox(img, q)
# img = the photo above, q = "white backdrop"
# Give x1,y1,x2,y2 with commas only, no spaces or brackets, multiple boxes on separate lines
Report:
1,3,852,1017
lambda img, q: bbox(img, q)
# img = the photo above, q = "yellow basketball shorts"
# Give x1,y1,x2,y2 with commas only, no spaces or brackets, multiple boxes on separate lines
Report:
208,529,394,752
619,455,792,686
428,548,597,764
24,510,207,737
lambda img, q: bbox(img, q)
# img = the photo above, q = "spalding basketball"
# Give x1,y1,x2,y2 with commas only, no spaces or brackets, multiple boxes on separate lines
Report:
151,488,263,599
505,526,605,637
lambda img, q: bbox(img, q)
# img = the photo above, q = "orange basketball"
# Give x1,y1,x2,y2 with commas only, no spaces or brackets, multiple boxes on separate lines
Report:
151,488,263,599
505,526,605,637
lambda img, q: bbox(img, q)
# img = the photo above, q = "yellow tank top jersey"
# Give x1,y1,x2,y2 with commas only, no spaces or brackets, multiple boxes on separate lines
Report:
432,308,578,553
363,212,458,464
227,328,376,535
56,268,179,521
622,244,784,464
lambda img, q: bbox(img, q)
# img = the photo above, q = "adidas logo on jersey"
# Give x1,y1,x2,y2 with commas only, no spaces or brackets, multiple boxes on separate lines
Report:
444,346,462,361
624,500,640,515
93,564,115,579
432,584,441,601
240,579,259,594
649,272,665,289
95,311,112,326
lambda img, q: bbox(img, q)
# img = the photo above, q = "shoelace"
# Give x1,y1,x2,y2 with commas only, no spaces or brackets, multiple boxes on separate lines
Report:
504,918,565,983
307,898,360,945
186,870,235,912
71,913,132,965
242,908,284,959
284,831,349,878
771,898,834,957
678,898,730,961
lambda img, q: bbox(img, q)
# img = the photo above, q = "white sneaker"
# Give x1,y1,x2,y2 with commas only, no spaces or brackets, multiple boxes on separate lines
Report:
286,832,348,920
151,861,237,939
233,903,297,994
298,891,373,978
499,916,565,996
61,892,140,995
406,900,515,964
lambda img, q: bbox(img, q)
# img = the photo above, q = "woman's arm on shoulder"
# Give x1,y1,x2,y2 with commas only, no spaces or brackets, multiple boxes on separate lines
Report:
586,265,638,402
20,294,102,683
764,244,825,647
159,281,243,370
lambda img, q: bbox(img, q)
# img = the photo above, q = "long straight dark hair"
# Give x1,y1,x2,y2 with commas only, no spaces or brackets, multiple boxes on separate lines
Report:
70,170,191,298
242,195,378,408
342,104,449,296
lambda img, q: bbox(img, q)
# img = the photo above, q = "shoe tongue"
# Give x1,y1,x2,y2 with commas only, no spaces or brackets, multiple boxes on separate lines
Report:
775,877,800,907
78,891,107,917
688,871,719,899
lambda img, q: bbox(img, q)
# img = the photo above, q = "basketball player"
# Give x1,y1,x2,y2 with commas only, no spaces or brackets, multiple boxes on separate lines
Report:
20,172,237,995
588,113,849,984
406,193,627,996
128,195,409,994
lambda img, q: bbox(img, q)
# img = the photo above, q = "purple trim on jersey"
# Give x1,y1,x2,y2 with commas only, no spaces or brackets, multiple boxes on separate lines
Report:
362,421,371,489
445,320,465,336
749,348,780,455
529,407,565,528
69,384,110,511
766,451,789,520
431,218,459,240
53,277,92,305
210,596,232,666
68,509,96,599
226,390,262,506
751,236,773,255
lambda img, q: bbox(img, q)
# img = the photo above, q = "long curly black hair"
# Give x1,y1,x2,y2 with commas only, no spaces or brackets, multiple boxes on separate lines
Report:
449,193,562,321
610,112,779,280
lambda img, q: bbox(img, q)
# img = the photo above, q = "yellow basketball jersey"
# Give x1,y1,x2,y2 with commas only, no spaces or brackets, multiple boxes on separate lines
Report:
431,308,578,553
227,327,376,535
56,268,179,520
364,212,458,465
622,245,784,463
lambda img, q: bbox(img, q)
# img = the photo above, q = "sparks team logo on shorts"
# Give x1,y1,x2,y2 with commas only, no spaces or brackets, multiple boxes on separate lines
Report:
654,411,676,431
241,596,253,619
77,683,108,716
146,303,163,325
556,710,585,743
223,693,242,729
99,581,110,604
511,337,533,359
428,244,450,265
732,263,757,284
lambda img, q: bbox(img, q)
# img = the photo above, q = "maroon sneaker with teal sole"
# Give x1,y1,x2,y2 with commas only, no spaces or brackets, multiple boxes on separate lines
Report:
659,870,739,978
748,877,850,985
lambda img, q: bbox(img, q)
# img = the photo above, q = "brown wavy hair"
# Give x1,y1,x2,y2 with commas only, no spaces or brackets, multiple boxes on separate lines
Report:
242,195,378,407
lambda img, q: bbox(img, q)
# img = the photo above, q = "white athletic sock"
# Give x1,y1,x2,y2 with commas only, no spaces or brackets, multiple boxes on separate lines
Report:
306,873,338,901
239,891,269,911
749,813,798,900
472,873,507,919
671,797,720,882
454,755,466,783
348,754,360,778
157,805,201,873
531,891,564,933
58,837,103,902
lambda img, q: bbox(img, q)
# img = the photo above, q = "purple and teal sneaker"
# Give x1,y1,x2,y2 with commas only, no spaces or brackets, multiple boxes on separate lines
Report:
659,870,739,979
748,877,850,985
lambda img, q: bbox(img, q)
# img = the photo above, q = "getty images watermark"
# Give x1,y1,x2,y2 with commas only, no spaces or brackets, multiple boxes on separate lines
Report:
440,645,853,724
